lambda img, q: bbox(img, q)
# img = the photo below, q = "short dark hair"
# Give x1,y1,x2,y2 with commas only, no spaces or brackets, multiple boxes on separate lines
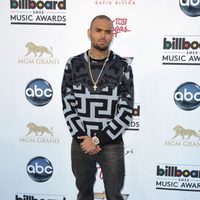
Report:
90,15,113,28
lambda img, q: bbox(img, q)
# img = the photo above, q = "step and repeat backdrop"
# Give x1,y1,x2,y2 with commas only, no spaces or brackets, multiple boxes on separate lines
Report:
1,0,200,199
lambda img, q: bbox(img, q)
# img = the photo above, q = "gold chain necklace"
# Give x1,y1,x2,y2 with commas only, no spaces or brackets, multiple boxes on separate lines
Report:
88,51,110,91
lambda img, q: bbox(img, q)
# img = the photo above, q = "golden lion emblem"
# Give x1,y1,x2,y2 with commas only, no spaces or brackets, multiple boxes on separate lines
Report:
26,122,53,136
172,125,200,139
25,42,53,57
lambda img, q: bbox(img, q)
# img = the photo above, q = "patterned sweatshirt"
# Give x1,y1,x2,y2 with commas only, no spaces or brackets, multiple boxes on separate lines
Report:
61,50,134,146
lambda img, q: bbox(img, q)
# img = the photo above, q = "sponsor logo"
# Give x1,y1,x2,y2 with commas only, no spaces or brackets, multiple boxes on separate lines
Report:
156,163,200,192
179,0,200,17
113,18,131,37
27,156,53,182
18,42,60,65
94,192,129,199
162,35,200,66
164,125,200,148
121,57,140,132
174,82,200,111
10,0,66,25
94,0,135,6
15,193,66,200
19,122,60,144
25,78,53,106
127,104,140,131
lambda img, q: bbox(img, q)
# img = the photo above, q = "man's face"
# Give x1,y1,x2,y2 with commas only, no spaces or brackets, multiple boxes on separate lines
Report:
88,18,114,51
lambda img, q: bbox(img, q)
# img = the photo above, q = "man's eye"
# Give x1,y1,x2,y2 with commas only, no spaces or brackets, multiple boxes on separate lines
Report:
106,31,112,34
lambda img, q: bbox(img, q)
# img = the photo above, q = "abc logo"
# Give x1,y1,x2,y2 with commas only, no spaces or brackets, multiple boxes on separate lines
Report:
27,156,53,182
179,0,200,17
174,82,200,111
25,78,53,106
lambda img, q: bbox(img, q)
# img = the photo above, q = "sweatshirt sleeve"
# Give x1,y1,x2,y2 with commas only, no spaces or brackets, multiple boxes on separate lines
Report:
96,64,134,146
61,58,87,143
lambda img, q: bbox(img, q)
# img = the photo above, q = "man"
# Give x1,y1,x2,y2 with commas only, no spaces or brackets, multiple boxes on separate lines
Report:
61,15,134,200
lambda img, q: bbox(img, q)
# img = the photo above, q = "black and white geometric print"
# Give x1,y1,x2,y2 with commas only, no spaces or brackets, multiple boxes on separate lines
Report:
61,50,134,145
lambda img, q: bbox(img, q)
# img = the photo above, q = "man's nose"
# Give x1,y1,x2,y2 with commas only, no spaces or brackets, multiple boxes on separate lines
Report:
101,31,106,38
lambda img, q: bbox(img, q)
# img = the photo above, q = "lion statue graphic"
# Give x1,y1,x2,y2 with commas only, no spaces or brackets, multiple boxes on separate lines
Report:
26,122,53,137
172,125,200,140
25,42,53,57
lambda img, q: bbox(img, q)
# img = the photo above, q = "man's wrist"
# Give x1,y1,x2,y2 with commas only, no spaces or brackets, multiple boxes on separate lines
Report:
92,136,100,145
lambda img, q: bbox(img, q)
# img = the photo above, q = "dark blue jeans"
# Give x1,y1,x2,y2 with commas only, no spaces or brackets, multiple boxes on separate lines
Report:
71,139,125,200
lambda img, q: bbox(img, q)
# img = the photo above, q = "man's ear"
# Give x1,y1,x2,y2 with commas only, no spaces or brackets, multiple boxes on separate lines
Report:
87,29,90,39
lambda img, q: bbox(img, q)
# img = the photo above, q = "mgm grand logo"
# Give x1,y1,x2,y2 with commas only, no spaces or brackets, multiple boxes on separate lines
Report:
165,125,200,148
19,122,60,144
18,41,60,64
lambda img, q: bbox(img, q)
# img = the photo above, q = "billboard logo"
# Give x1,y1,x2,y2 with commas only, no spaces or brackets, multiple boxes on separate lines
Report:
156,163,200,192
179,0,200,17
10,0,66,25
127,104,140,131
162,36,200,65
163,37,200,50
27,156,53,182
10,0,66,10
25,78,53,106
174,82,200,111
157,165,200,178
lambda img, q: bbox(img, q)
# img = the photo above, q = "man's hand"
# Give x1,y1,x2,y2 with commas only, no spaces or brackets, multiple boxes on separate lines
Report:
78,136,101,155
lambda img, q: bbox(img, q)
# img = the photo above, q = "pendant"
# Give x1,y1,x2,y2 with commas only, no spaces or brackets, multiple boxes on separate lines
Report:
93,84,97,91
